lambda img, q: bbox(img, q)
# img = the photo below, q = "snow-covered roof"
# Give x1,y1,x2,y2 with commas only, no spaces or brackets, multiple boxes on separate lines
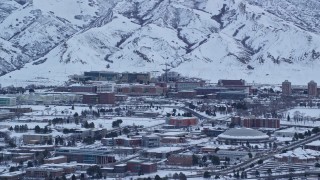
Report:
306,140,320,147
146,147,182,153
218,128,269,140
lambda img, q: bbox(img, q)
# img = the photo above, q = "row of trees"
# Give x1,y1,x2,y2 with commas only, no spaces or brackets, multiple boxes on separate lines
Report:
8,124,28,132
35,125,50,134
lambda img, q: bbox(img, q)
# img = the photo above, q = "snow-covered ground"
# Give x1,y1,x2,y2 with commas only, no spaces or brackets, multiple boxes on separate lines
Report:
1,0,320,86
87,117,165,130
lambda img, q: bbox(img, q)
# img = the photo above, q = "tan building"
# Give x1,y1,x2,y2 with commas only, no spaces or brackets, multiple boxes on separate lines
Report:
23,134,52,144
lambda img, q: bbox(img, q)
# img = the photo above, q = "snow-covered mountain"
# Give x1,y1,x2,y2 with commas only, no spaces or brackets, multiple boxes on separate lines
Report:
0,0,320,86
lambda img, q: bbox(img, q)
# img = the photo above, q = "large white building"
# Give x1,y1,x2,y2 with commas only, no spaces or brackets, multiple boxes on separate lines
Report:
217,128,273,144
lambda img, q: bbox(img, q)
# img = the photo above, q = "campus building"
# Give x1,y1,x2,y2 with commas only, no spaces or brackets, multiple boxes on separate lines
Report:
55,147,116,165
167,117,198,128
308,80,318,97
0,97,16,106
282,80,292,96
231,116,280,129
217,128,272,144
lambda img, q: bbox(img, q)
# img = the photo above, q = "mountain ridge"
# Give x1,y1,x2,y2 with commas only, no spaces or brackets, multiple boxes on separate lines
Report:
0,0,319,86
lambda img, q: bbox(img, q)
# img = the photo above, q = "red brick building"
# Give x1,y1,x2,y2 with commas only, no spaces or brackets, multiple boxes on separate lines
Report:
231,116,280,129
117,85,164,96
98,92,115,104
282,80,292,96
82,94,99,104
82,93,115,104
167,117,198,128
141,162,157,173
127,160,157,174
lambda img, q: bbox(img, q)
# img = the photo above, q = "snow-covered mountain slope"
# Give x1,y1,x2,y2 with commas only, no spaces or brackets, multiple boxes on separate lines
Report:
0,0,320,86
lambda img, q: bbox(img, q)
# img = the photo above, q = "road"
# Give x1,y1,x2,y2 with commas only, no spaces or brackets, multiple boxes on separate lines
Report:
214,132,320,176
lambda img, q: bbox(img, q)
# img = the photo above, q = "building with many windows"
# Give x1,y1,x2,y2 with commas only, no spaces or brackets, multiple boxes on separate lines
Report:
282,80,292,96
308,80,318,97
0,97,16,106
231,116,280,129
55,147,115,165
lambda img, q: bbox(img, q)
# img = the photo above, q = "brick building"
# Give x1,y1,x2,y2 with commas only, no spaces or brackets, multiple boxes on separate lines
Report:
167,117,198,128
161,137,186,144
127,160,157,174
231,116,280,129
116,85,164,96
23,134,53,145
308,80,318,97
82,94,99,104
98,92,115,104
82,93,115,104
282,80,292,96
26,167,64,180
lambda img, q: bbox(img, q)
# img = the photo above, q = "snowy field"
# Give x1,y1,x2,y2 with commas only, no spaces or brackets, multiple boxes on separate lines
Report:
281,107,320,127
286,107,320,118
87,117,165,130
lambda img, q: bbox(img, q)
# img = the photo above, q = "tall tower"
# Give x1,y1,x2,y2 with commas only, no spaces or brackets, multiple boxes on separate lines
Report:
282,80,292,96
308,80,317,97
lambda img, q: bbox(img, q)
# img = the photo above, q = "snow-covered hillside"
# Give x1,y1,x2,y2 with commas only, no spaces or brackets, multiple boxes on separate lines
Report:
0,0,320,86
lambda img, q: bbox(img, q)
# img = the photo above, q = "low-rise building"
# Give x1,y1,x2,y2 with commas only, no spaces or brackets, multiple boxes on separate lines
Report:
274,148,320,163
167,153,193,167
274,127,310,137
177,91,196,99
201,127,225,137
0,97,16,106
167,117,198,128
176,81,205,91
305,140,320,151
142,147,183,159
0,171,25,180
231,116,280,129
44,156,68,164
142,135,160,148
26,167,64,180
55,147,115,165
127,160,157,174
23,134,52,145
